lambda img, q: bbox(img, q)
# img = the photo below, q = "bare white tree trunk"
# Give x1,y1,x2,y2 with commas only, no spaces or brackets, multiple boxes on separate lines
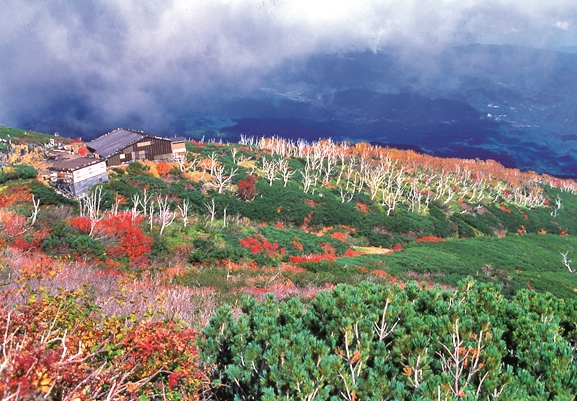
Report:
79,186,104,237
177,199,190,227
277,158,295,187
561,251,575,273
210,165,239,193
156,196,176,235
205,198,217,222
29,194,40,226
261,157,278,186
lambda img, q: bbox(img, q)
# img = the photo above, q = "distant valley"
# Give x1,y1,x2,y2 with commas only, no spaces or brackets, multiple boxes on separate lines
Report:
181,44,577,178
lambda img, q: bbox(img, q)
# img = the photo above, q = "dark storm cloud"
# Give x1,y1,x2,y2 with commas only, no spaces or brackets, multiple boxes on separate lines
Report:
1,0,576,137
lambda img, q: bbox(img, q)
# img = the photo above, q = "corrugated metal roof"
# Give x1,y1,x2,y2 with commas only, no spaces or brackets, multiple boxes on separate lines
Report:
48,157,105,172
86,128,147,158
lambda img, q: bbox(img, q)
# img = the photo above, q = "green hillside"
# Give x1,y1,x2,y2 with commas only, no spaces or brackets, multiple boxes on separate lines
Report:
2,128,577,399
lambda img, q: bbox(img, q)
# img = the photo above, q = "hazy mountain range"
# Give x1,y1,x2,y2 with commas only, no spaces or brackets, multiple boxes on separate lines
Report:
7,43,577,178
176,44,577,178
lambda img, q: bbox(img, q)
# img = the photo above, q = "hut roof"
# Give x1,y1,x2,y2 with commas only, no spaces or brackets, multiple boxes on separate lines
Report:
86,128,150,158
48,157,104,172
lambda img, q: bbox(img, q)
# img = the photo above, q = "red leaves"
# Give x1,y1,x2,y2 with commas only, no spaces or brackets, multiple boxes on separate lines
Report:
356,201,369,214
417,236,445,243
289,253,335,264
105,221,153,266
236,175,258,201
156,160,173,176
77,146,90,156
292,240,304,252
68,216,92,233
0,287,206,400
12,226,50,251
239,235,284,257
331,231,348,242
344,248,362,257
0,210,28,241
68,212,152,266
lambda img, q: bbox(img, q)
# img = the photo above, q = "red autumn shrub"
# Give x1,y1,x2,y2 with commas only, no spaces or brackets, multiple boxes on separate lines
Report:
291,240,304,252
0,286,207,400
371,270,398,283
239,235,284,257
319,242,336,255
289,253,336,264
77,146,90,156
236,175,258,201
68,216,92,233
0,210,28,241
356,201,369,214
344,248,362,257
157,160,175,176
417,236,445,243
69,213,153,266
12,226,50,252
330,231,348,242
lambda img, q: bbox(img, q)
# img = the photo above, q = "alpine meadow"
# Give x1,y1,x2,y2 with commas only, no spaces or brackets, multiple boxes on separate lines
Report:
2,126,577,399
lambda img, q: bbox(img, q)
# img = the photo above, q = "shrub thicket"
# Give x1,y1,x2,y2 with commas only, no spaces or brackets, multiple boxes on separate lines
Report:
203,279,577,400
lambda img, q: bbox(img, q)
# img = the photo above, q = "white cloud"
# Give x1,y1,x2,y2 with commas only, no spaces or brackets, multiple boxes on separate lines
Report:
1,0,577,133
556,20,571,31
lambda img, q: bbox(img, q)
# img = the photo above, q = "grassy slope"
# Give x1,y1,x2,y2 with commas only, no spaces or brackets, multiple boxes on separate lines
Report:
340,234,577,299
3,128,577,301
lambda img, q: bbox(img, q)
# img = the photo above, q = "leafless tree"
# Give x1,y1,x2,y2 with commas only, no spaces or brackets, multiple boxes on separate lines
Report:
206,152,219,177
156,196,176,235
210,165,239,193
131,188,153,216
551,195,563,217
339,188,354,203
239,134,256,147
79,186,104,237
175,153,199,172
29,194,40,226
205,198,217,222
111,193,123,216
561,251,575,273
277,158,295,187
261,157,278,186
436,319,491,398
300,165,316,194
177,198,191,227
149,201,155,231
230,147,251,165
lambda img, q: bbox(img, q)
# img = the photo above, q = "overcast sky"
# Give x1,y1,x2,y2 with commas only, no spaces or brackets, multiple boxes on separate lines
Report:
1,0,576,136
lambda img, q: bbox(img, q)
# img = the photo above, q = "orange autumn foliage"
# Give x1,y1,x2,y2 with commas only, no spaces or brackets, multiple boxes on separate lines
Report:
156,160,173,176
356,201,369,214
331,231,348,242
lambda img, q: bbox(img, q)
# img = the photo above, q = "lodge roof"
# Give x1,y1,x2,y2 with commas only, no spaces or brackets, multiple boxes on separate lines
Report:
48,157,104,172
86,128,154,158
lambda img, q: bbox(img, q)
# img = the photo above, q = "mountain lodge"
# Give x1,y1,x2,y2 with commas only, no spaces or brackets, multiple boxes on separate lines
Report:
48,157,109,197
86,128,186,167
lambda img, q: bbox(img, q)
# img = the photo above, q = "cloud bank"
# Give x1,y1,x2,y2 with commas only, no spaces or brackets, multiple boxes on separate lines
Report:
1,0,576,136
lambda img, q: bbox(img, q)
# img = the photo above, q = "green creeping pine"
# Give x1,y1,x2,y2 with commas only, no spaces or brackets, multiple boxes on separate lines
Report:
202,279,577,400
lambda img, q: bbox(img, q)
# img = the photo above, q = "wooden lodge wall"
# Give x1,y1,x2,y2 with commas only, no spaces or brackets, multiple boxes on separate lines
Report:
106,136,174,166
